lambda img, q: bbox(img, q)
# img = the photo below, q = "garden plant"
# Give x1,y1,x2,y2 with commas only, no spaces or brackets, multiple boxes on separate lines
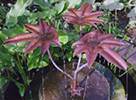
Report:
0,0,136,99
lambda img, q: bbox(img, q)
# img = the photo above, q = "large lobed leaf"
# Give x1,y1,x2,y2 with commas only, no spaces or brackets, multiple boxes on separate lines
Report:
72,30,127,70
63,3,104,27
5,0,33,27
3,21,61,56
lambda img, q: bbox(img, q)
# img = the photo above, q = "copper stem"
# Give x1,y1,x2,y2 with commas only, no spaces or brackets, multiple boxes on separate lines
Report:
73,80,77,89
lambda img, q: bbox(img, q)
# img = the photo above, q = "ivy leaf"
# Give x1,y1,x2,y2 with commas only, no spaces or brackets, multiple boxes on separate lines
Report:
67,31,80,42
38,61,48,69
0,49,13,65
66,51,73,61
0,77,8,88
0,31,7,41
28,11,47,22
15,82,25,97
27,56,39,71
81,0,96,4
0,42,14,66
33,0,51,10
5,16,17,28
2,25,26,37
55,1,66,14
67,0,82,8
59,30,69,45
27,57,48,71
59,35,69,45
5,0,33,27
2,26,27,53
27,48,41,71
50,0,60,4
27,48,48,71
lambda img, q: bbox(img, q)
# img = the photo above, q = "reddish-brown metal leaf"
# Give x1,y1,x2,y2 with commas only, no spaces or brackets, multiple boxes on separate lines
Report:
85,48,98,68
68,8,80,18
63,13,77,19
89,23,98,28
3,33,38,44
72,40,84,48
50,40,61,48
72,30,127,70
24,24,40,34
48,25,58,39
4,20,61,56
80,3,93,14
83,11,104,19
99,46,127,70
39,21,48,34
47,24,53,33
99,40,125,47
73,45,88,57
85,18,104,23
40,41,50,56
24,41,41,56
63,3,104,26
81,31,97,41
98,34,114,41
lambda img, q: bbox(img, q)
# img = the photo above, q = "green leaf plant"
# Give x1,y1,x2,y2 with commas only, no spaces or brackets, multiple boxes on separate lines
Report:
5,0,33,27
3,3,127,97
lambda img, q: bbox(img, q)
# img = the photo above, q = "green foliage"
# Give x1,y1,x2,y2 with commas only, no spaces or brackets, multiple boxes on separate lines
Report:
5,0,33,27
0,3,8,27
67,0,82,8
0,1,91,97
0,4,8,17
15,82,25,97
2,25,26,37
2,25,27,53
27,48,48,71
59,30,69,45
0,39,14,67
28,11,47,22
0,77,8,88
33,0,51,10
55,1,66,14
0,0,132,98
0,76,26,97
